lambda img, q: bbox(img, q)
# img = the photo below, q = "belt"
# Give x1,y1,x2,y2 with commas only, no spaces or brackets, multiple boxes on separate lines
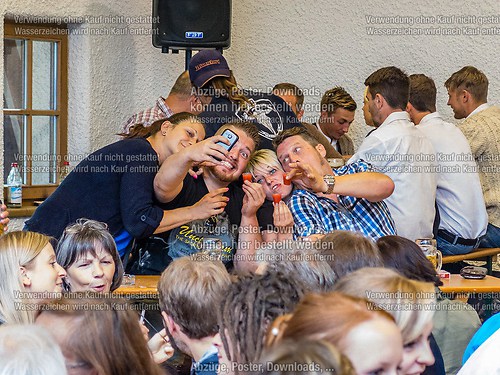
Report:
437,229,481,247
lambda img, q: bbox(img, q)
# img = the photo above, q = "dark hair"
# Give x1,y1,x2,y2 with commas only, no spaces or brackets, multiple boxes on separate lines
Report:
119,112,202,139
444,65,488,102
218,271,304,366
318,231,382,279
409,74,437,113
272,126,320,151
273,83,305,111
56,219,123,292
37,297,164,375
376,235,442,287
320,86,357,114
365,66,410,110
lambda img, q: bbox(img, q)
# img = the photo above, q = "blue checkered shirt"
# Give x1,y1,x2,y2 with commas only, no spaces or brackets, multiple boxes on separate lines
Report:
289,160,396,240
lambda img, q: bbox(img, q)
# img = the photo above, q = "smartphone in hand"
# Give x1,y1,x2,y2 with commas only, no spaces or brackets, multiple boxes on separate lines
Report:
214,129,239,161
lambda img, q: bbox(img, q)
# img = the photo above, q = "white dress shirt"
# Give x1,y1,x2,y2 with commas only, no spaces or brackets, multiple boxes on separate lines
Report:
350,112,437,240
316,123,337,147
417,112,487,239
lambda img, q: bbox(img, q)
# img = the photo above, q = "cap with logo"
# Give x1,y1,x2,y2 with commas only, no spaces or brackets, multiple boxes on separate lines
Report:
189,50,231,88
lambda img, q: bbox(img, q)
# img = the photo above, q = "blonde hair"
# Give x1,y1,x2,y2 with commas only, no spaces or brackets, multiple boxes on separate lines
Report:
260,339,356,375
333,267,436,344
245,149,283,177
0,231,52,325
280,292,394,351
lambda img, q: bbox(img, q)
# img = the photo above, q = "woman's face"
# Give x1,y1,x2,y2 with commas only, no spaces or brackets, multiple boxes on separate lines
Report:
66,246,116,293
253,163,293,201
164,120,205,157
342,318,403,375
399,321,435,375
22,243,66,295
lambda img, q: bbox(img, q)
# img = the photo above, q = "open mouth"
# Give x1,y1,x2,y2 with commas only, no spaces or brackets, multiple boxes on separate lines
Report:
92,285,106,292
271,184,281,191
220,160,236,170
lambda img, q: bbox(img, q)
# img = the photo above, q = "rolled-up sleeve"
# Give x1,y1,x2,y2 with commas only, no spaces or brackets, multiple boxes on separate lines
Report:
119,159,164,238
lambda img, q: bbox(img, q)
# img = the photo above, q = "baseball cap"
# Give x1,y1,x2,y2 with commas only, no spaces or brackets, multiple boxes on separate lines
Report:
189,50,231,88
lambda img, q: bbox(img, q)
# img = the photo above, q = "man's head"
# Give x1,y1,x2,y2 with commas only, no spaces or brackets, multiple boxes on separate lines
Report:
364,67,410,126
444,66,488,119
158,257,231,355
166,71,211,115
273,127,329,174
189,50,231,89
207,121,260,184
407,74,437,123
272,83,305,120
318,87,357,141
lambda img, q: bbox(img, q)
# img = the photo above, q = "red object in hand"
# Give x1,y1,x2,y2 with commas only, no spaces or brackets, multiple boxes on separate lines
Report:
272,194,282,204
242,173,253,183
283,175,291,185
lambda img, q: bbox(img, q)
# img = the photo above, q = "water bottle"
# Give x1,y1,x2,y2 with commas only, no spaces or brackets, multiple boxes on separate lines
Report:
59,161,70,183
6,163,22,208
0,200,4,235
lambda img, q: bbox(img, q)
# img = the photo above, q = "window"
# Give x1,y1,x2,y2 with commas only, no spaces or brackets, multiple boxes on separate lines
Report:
3,22,68,201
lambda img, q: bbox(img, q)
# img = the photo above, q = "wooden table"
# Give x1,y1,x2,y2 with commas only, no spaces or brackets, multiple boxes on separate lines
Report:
115,275,160,297
115,274,500,297
440,274,500,293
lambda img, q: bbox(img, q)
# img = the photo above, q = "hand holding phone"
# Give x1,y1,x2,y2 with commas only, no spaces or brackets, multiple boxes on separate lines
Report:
213,129,239,161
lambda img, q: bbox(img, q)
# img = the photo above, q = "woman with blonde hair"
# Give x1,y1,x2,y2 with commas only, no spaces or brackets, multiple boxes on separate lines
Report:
0,231,66,325
260,339,356,375
334,268,439,375
276,292,403,375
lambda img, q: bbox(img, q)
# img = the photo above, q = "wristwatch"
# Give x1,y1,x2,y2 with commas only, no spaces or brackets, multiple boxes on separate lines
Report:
323,174,336,194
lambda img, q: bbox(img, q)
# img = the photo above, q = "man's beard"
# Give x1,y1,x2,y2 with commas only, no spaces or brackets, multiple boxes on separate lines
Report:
165,326,192,357
206,165,238,183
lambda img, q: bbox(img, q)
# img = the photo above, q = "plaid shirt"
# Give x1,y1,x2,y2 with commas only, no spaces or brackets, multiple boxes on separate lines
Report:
121,97,174,133
289,160,396,240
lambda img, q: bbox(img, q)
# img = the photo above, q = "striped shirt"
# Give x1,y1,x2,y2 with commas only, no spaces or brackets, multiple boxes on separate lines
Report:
289,160,396,240
121,97,174,133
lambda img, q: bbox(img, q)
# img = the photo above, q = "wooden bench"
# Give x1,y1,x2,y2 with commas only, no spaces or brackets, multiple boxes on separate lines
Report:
442,248,500,274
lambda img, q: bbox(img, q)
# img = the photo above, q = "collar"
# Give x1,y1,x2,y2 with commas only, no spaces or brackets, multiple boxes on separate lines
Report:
156,96,174,117
467,103,490,118
379,111,411,128
192,345,218,370
315,123,337,145
417,112,442,127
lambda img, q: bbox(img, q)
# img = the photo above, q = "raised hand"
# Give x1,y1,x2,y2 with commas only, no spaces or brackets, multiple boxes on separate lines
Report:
241,180,266,217
285,161,325,192
273,201,294,229
192,187,230,220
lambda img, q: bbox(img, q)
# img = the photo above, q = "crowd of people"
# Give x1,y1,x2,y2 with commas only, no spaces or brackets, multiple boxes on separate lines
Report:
0,49,499,374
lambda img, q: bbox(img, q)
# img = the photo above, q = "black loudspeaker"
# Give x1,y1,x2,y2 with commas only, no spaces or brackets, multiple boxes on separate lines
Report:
152,0,231,50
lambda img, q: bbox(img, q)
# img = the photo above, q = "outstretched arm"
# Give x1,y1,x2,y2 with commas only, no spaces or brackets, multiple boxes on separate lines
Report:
286,161,394,202
234,181,266,273
153,188,229,234
154,136,228,203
